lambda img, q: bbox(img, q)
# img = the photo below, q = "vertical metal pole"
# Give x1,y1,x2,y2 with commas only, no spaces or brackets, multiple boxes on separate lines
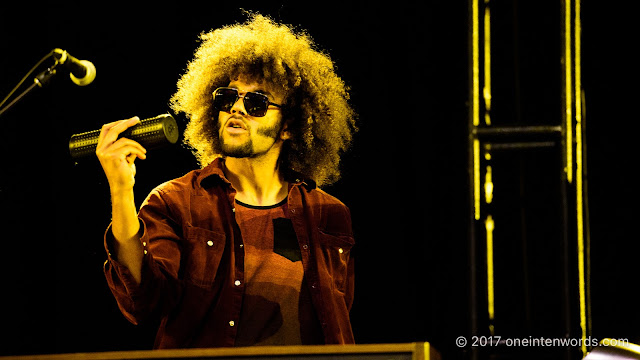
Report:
482,0,495,338
468,1,480,359
563,0,574,184
562,0,588,358
560,2,574,359
573,0,589,356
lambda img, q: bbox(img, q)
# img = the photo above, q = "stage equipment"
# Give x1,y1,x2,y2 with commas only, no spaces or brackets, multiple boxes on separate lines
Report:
0,342,440,360
468,0,589,359
583,339,640,359
50,48,97,86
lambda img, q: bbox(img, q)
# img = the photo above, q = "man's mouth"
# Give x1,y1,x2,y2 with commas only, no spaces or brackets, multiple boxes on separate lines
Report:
226,118,248,131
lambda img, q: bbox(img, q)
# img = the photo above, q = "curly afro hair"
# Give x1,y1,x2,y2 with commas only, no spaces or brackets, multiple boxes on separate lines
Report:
170,13,357,186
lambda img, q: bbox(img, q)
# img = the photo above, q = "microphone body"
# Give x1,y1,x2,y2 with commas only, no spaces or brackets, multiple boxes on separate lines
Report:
52,48,96,86
69,114,180,160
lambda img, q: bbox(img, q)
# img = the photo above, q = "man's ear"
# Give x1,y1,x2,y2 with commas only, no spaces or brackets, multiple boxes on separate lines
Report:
280,121,292,140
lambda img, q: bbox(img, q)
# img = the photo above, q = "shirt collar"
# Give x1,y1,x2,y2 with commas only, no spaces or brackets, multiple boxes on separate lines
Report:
197,157,231,188
196,157,316,190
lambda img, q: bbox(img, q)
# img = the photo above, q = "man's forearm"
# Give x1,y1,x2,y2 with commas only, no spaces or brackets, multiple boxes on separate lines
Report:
111,190,143,284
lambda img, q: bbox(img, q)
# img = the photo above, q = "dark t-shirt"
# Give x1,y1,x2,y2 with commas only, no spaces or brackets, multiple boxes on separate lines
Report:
233,198,323,346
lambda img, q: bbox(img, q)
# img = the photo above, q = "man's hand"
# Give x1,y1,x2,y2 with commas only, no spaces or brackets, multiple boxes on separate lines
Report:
96,116,147,195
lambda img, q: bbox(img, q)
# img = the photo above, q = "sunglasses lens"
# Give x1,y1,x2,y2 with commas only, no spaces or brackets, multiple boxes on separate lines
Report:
213,88,237,112
243,92,269,117
213,88,272,117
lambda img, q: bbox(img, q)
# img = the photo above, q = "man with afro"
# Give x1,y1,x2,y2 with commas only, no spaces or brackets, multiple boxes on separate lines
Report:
96,13,357,348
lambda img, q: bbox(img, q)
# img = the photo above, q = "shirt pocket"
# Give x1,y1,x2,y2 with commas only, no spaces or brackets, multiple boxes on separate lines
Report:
182,226,226,288
317,230,354,294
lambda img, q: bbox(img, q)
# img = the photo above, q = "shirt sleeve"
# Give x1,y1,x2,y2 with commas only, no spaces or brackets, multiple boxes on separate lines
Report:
103,219,151,324
345,249,355,312
103,187,183,325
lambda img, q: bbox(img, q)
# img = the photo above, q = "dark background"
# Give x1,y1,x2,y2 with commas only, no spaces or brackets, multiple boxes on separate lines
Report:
0,2,637,359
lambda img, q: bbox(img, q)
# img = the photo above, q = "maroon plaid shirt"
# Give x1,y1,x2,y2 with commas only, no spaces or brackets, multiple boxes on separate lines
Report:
103,158,355,348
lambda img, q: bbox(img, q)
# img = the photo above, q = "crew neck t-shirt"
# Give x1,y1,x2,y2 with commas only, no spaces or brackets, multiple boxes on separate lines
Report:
233,198,323,346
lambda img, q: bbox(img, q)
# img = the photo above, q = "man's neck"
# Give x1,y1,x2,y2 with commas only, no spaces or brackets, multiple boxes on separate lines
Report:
223,156,289,207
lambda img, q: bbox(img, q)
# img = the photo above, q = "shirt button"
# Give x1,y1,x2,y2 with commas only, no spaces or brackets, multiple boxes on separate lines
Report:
290,208,296,213
207,240,214,246
239,244,244,248
229,320,235,327
234,280,241,286
142,242,147,246
143,250,148,255
302,244,308,250
338,247,344,254
232,207,236,213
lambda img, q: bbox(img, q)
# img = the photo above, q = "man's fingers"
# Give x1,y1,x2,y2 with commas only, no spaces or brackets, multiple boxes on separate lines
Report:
97,138,147,161
98,116,141,146
126,154,138,176
110,138,147,159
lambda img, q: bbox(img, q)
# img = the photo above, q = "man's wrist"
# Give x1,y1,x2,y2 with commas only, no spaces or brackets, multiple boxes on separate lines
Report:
110,186,135,202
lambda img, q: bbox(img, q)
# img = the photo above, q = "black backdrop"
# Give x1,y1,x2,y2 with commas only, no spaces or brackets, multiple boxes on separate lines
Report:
0,2,637,360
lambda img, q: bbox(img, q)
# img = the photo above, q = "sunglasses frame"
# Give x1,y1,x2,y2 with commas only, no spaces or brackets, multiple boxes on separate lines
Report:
212,87,282,117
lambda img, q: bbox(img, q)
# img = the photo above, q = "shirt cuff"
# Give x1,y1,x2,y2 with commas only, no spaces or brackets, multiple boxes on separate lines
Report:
103,218,149,298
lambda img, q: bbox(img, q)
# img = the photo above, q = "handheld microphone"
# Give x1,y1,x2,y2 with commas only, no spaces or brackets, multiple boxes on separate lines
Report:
52,48,96,86
69,114,180,160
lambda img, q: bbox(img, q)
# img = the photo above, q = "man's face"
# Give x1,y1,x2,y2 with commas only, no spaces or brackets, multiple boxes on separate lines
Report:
216,77,286,158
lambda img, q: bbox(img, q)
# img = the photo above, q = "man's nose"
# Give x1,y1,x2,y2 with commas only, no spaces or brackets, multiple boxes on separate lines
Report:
230,95,247,115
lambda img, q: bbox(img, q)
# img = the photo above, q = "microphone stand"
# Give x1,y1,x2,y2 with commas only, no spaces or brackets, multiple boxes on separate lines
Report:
0,66,60,117
0,50,59,118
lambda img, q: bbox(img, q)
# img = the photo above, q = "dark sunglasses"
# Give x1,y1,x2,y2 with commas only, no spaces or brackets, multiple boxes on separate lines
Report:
212,87,282,117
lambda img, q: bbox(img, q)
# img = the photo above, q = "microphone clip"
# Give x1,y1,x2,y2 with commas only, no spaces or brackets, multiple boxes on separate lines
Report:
34,66,59,88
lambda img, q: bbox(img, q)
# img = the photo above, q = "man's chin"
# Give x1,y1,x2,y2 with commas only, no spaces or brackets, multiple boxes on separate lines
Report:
221,144,254,158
